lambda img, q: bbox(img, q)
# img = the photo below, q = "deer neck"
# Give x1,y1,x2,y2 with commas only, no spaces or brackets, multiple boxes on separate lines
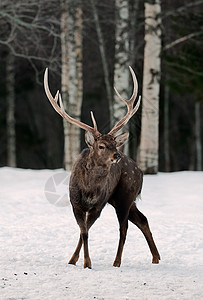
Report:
85,150,111,176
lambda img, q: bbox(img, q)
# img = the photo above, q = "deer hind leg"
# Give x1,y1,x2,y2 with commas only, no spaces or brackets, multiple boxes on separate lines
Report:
82,208,101,269
113,206,129,267
68,208,92,268
129,203,160,264
68,208,85,266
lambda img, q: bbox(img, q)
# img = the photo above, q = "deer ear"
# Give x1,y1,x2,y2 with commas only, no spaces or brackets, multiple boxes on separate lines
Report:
115,131,129,147
85,131,95,148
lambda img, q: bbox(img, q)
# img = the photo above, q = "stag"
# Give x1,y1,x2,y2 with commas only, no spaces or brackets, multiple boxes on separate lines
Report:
44,66,160,268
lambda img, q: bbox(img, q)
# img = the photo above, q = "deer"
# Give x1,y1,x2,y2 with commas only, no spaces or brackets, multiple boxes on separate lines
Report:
44,66,160,268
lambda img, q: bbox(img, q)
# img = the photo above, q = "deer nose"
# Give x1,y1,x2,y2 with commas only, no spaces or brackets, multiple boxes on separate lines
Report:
113,153,121,160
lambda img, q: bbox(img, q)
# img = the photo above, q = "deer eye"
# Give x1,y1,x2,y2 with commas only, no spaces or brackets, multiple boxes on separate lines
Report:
99,145,105,149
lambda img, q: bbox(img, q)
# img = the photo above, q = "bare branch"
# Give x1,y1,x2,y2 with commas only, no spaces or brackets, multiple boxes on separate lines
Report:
161,0,203,20
166,61,203,76
164,31,203,51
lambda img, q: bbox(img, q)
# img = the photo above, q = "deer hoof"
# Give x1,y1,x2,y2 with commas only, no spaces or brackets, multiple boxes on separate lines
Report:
68,256,78,265
113,260,121,267
68,260,76,266
84,259,92,269
152,257,160,264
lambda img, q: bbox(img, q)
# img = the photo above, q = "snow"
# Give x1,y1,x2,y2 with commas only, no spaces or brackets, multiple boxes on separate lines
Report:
0,167,202,300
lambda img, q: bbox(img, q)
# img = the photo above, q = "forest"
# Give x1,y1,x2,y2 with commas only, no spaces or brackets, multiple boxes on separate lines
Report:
0,0,202,173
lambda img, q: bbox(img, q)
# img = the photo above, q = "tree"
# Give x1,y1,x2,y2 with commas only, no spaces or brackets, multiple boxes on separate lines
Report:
162,1,203,171
60,0,83,170
163,79,170,172
90,0,113,125
6,52,16,167
0,0,60,167
138,0,161,174
195,102,202,171
113,0,130,154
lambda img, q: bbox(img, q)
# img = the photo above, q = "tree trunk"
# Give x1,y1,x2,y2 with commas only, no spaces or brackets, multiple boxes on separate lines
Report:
164,83,170,172
90,0,113,126
114,0,130,154
129,0,139,160
138,0,161,174
60,0,83,170
129,0,140,67
6,52,16,168
195,102,202,171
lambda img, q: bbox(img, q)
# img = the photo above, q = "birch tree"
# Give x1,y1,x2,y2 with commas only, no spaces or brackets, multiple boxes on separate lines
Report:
60,0,83,170
113,0,130,154
138,0,161,174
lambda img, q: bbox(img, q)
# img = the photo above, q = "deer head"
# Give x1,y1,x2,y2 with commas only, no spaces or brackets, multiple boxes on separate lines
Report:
84,132,129,168
44,66,141,166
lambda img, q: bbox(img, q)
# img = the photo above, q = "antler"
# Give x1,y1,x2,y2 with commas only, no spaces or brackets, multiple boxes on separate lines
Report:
44,68,100,137
108,66,141,136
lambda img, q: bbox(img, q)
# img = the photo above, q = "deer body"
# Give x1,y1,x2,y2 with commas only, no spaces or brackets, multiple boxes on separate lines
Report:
70,149,121,211
44,67,160,268
70,148,142,212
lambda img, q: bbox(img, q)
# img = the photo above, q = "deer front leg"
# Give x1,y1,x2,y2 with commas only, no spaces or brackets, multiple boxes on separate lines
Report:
70,207,101,269
82,231,92,269
129,203,160,264
82,208,102,268
68,234,82,265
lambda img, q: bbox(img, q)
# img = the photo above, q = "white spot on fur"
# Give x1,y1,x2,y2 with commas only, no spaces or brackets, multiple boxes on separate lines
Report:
136,194,142,201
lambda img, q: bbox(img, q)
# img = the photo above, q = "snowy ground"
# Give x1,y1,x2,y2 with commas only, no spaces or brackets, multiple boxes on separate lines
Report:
0,167,202,300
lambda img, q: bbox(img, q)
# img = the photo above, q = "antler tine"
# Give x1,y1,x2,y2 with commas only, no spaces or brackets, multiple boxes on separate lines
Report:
108,66,141,136
128,66,138,102
113,66,138,107
90,111,98,132
44,68,100,136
